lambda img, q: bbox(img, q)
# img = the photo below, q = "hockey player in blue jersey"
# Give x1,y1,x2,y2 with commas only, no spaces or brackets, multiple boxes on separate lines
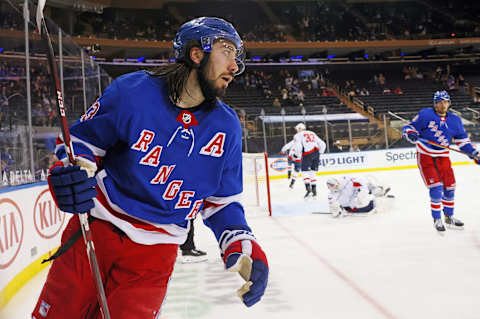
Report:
402,90,479,232
33,17,268,319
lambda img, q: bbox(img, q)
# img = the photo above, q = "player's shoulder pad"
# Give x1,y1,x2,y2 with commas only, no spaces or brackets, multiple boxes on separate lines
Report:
418,107,434,117
447,110,461,121
214,100,242,133
114,70,154,91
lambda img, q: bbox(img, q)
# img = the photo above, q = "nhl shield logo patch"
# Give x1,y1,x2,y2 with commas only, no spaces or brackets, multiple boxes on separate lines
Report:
176,110,198,129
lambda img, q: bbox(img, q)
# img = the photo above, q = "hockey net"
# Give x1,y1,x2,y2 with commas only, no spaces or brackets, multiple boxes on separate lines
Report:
241,153,272,216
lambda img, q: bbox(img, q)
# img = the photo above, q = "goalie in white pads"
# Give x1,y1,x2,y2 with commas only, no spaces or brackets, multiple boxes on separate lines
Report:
327,176,392,217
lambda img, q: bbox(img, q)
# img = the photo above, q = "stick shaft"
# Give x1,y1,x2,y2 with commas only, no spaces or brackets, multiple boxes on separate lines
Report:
418,138,470,156
40,18,111,319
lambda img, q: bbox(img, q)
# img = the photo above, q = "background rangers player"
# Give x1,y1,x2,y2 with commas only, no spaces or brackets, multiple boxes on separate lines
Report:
402,90,479,232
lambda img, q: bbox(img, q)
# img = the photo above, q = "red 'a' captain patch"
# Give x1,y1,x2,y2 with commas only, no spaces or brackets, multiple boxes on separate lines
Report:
176,110,198,129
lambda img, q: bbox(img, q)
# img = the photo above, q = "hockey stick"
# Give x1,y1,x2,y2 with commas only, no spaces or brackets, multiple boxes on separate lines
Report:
36,2,111,318
418,137,479,160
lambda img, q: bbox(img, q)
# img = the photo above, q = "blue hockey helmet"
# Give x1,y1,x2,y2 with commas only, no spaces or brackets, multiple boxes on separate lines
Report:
433,90,450,104
173,17,245,75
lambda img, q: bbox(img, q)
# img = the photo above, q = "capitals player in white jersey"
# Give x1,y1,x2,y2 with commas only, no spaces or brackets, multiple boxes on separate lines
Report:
292,123,326,198
402,90,479,232
33,17,268,319
327,176,391,217
280,139,301,188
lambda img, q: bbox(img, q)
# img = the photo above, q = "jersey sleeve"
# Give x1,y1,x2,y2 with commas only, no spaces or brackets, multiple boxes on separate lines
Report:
202,119,251,241
55,79,126,166
281,140,293,154
402,110,427,135
451,116,476,155
292,132,303,155
316,135,327,153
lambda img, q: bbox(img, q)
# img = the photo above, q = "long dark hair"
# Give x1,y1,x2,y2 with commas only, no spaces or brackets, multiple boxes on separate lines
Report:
150,63,191,105
150,40,206,106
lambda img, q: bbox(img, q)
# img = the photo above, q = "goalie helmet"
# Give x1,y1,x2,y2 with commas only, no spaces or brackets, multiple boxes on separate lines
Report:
326,178,340,191
433,90,450,104
173,17,245,75
295,122,306,132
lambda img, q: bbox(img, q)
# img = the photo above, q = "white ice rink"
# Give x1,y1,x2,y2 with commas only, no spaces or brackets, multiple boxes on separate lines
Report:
2,164,480,319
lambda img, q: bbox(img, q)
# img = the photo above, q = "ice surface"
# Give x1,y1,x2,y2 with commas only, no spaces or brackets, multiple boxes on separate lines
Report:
2,164,480,319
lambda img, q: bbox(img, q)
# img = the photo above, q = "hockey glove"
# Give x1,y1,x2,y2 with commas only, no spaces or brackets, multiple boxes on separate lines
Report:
403,129,419,144
329,199,345,217
220,228,269,307
469,150,480,165
48,160,98,214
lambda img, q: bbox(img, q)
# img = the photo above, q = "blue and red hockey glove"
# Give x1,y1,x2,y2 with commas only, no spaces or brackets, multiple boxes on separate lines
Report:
403,128,419,144
48,160,98,214
470,150,480,165
220,228,268,307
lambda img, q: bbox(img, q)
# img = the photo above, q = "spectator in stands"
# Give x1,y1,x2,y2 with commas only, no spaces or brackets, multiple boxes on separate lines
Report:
359,88,370,96
378,73,386,86
272,98,281,108
311,73,320,89
297,90,305,106
434,66,443,83
394,87,404,95
281,88,289,102
263,88,272,99
458,74,465,88
383,87,391,95
0,85,7,127
32,102,47,126
1,151,14,184
447,75,457,91
348,89,356,101
332,140,344,152
351,145,361,152
46,106,57,127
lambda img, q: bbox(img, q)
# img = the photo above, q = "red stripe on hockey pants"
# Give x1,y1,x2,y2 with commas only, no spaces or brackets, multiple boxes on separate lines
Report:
417,153,455,188
32,217,178,319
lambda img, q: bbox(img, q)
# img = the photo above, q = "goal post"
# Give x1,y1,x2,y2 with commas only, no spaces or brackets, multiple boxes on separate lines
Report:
242,152,272,216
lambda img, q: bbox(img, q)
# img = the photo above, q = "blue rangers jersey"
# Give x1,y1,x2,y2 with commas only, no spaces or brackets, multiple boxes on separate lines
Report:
402,107,476,158
55,71,249,245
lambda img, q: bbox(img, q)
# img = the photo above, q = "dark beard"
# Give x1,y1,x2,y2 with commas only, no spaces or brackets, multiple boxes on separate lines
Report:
198,65,227,108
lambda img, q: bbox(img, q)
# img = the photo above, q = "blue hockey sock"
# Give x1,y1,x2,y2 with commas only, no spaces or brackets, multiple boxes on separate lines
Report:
429,185,443,219
442,189,455,217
